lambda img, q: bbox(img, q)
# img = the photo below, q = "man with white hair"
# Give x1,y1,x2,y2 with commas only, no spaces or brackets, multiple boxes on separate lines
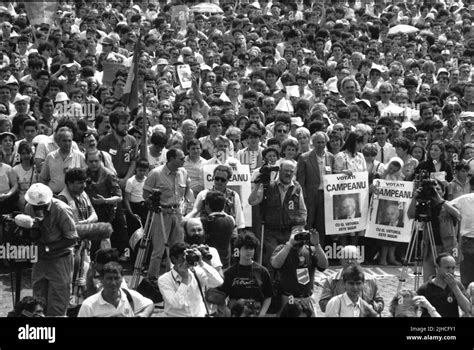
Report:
319,245,384,314
249,159,307,267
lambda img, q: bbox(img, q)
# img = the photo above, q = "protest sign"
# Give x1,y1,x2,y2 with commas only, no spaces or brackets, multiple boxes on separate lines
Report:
177,64,192,89
102,61,126,87
286,85,300,98
203,163,252,227
366,179,414,243
24,2,59,26
171,5,189,30
323,172,369,235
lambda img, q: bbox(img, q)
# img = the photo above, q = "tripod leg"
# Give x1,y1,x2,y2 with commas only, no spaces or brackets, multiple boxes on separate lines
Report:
426,222,438,264
159,211,170,273
259,224,265,266
131,211,154,289
398,222,418,293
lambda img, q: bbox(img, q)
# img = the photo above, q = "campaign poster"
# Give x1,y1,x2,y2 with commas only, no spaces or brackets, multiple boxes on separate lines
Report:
324,172,369,235
203,163,252,227
171,5,188,30
177,64,192,89
24,2,59,26
366,179,414,243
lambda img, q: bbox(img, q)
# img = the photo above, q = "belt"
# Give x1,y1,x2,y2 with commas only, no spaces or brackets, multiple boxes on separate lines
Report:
282,293,311,299
162,204,179,209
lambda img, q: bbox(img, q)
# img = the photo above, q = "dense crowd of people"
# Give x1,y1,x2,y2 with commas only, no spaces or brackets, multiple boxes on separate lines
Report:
1,0,474,317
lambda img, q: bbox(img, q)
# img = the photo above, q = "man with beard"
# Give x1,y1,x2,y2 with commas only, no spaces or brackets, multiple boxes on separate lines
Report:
98,110,137,189
183,217,223,277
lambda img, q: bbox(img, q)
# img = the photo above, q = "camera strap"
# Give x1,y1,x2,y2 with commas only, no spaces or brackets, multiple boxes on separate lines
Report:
191,268,211,317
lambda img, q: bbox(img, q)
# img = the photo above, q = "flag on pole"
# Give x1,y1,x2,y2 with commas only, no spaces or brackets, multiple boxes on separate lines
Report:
121,35,141,112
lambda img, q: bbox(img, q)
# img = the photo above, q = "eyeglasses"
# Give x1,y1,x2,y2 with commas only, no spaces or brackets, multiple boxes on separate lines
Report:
276,129,287,133
214,176,228,182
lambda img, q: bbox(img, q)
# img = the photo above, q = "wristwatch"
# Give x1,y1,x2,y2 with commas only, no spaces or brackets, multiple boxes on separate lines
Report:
45,246,50,253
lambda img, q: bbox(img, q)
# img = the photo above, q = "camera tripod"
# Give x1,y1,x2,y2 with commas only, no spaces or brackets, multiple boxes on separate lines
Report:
130,199,168,290
397,214,438,293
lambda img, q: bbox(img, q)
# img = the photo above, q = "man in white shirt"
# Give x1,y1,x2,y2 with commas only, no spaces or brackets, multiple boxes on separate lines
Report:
373,125,396,165
158,242,223,317
78,262,154,317
325,265,377,317
451,192,474,287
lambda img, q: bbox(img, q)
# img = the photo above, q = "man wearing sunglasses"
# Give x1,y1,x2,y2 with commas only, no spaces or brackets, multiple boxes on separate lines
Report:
185,164,245,231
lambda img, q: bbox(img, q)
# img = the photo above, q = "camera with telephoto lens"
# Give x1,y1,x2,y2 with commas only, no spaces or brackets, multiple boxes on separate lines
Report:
184,249,200,265
256,164,279,184
414,170,436,219
294,230,311,242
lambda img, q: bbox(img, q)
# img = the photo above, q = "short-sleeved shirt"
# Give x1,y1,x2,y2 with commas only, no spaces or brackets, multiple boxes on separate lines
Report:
220,262,273,303
78,289,153,317
98,133,137,179
417,278,468,317
143,164,189,206
125,175,146,203
34,137,80,161
39,149,86,194
183,155,205,195
24,198,78,259
272,244,321,297
451,194,474,238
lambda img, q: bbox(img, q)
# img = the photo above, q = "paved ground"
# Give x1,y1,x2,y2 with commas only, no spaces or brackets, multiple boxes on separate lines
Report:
0,263,430,317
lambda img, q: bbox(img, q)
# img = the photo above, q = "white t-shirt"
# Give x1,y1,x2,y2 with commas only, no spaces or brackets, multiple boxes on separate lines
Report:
451,193,474,238
78,288,152,317
125,175,146,203
13,163,37,193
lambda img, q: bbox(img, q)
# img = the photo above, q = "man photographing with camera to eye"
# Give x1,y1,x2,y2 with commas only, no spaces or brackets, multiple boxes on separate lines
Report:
249,160,307,268
22,183,78,316
157,242,223,317
271,228,328,316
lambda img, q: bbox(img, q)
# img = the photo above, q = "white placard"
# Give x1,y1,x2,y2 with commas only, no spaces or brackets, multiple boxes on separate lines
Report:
324,172,369,235
177,64,192,89
366,179,415,243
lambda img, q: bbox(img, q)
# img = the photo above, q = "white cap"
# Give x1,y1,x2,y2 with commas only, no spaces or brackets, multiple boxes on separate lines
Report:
25,183,53,206
13,94,30,104
401,121,417,132
55,92,70,103
6,75,18,85
275,97,294,113
291,117,304,127
437,67,449,76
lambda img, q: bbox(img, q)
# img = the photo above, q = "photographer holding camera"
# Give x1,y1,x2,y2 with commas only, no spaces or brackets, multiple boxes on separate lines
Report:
407,177,461,282
158,242,223,317
270,228,328,316
248,159,307,268
23,183,78,316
